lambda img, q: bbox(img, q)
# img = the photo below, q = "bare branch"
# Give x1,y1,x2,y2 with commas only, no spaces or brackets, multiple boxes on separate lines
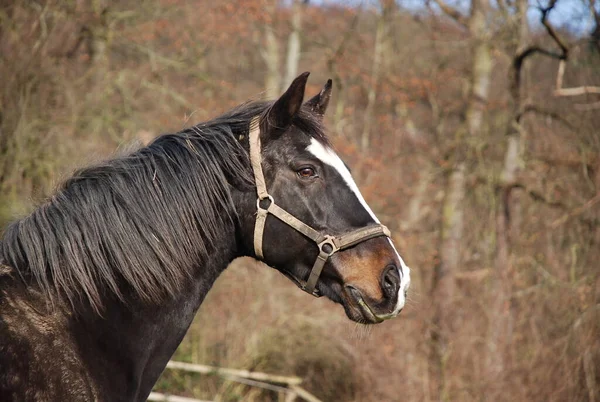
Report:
575,100,600,111
553,59,600,98
556,58,565,90
551,192,600,228
554,86,600,96
165,361,303,385
539,0,569,57
472,176,575,211
591,0,600,53
508,183,569,210
517,104,576,130
431,0,468,28
496,0,509,19
326,11,360,71
508,1,565,108
514,46,563,64
531,1,600,98
511,46,563,102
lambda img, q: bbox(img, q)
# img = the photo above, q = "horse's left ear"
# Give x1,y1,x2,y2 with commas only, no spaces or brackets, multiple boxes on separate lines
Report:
265,72,310,133
305,79,332,118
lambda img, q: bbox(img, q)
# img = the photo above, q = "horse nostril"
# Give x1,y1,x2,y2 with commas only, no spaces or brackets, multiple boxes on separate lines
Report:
381,265,400,298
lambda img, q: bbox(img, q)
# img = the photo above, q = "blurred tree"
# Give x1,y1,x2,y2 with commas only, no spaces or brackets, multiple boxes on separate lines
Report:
282,0,307,91
325,8,359,136
489,0,530,383
361,0,395,150
591,0,600,53
2,1,599,400
428,0,493,399
262,0,281,99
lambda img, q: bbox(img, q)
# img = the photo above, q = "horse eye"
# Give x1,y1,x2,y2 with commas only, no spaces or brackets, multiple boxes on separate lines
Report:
297,167,316,178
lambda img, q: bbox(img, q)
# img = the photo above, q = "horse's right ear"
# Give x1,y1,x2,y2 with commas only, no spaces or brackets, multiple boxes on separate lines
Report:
264,72,310,134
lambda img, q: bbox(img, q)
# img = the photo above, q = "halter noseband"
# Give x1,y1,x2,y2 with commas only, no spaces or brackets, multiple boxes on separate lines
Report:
248,117,392,297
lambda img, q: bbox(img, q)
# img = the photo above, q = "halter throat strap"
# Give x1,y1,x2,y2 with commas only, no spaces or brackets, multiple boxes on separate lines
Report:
248,117,391,297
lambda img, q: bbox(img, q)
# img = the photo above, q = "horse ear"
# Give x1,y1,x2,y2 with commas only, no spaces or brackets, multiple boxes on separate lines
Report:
305,79,332,117
265,72,310,132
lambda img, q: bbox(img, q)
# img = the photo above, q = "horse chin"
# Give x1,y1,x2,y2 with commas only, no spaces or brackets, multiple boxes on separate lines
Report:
315,280,386,324
342,296,385,324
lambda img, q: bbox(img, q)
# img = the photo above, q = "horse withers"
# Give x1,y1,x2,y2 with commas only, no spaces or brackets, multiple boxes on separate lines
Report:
0,72,411,401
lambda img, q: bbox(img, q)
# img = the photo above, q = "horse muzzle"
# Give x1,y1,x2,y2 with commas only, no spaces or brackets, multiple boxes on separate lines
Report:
342,263,411,324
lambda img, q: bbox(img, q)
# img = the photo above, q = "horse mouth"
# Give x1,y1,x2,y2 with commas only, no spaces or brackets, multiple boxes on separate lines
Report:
345,286,396,324
355,296,384,324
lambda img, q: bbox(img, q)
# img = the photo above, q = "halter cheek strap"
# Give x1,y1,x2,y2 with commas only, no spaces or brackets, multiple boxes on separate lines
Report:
248,117,391,297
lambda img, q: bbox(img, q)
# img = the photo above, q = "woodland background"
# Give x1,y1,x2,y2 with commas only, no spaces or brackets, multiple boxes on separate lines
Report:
1,0,599,401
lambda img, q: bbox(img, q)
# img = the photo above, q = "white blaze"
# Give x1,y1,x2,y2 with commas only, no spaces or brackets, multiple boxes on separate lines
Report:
307,139,411,316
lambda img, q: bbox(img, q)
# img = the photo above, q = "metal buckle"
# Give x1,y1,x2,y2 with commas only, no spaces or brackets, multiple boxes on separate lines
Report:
256,195,274,211
301,282,323,297
317,235,338,256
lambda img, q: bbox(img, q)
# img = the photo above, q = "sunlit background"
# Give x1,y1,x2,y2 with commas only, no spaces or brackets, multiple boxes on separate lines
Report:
1,0,599,401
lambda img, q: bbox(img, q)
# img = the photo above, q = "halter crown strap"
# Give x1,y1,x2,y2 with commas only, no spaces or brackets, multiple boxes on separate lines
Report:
248,116,391,296
249,117,269,200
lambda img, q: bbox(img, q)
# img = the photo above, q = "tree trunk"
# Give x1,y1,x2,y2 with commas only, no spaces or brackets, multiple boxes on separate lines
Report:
488,0,529,382
361,5,387,150
430,163,466,401
400,168,430,231
465,0,493,139
282,0,303,91
262,2,280,99
430,0,493,399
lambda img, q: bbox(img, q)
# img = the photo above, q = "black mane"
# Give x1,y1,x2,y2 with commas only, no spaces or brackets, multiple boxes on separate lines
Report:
0,100,326,313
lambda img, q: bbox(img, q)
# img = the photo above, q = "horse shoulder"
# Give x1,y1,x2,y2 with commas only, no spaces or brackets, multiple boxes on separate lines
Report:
0,273,98,401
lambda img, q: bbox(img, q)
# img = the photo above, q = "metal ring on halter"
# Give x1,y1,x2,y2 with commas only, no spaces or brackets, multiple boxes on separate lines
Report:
256,195,274,211
317,235,339,256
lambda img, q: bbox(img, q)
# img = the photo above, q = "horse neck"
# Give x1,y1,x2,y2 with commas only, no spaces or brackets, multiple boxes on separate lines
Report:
0,131,257,400
71,224,240,401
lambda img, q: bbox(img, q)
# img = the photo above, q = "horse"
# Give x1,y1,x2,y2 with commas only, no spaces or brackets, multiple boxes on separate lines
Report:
0,72,411,401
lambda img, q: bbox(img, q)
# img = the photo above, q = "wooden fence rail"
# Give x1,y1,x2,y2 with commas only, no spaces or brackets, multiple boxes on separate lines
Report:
149,361,322,402
147,392,213,402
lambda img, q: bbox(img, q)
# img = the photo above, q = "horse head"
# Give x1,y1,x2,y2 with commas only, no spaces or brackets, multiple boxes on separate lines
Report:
242,72,411,324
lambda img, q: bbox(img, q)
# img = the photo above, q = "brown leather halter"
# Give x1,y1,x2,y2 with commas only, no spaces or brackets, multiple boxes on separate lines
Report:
248,117,391,297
